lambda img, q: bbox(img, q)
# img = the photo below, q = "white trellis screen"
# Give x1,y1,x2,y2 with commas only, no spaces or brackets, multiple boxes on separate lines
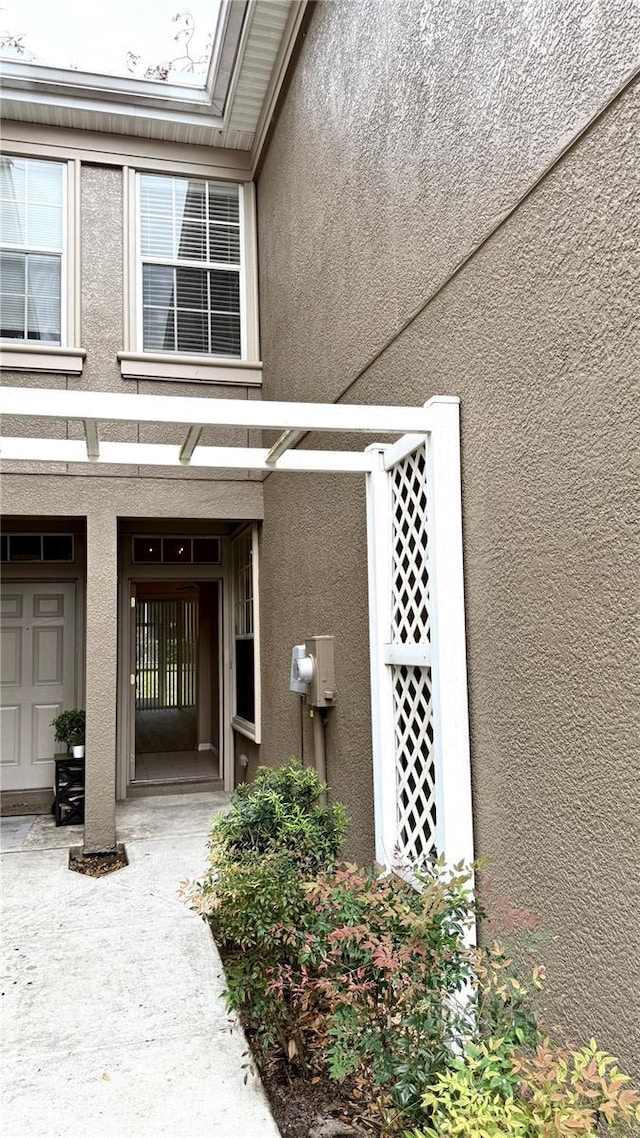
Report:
366,398,474,870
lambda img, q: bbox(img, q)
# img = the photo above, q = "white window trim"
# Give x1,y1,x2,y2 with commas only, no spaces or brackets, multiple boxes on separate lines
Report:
121,168,260,385
0,155,83,373
230,523,261,744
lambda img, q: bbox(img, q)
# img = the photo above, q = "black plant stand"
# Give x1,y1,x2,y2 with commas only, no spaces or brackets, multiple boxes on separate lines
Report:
54,755,85,826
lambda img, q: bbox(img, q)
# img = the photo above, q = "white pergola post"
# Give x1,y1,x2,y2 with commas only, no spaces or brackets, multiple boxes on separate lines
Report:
426,400,474,868
365,445,397,866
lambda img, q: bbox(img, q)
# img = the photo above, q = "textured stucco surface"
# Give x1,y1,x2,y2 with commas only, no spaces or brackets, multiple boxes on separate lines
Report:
257,1,640,1073
258,0,640,406
83,512,118,851
259,471,374,861
0,476,263,521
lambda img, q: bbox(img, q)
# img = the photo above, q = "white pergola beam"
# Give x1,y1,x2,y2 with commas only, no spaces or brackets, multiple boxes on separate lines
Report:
0,437,376,473
0,386,437,435
83,419,100,461
265,428,305,464
179,425,203,464
383,432,429,470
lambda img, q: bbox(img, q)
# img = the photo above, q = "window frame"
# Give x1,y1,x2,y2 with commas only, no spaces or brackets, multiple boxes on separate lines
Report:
131,534,221,565
230,523,261,743
121,167,260,385
0,532,75,563
0,153,83,372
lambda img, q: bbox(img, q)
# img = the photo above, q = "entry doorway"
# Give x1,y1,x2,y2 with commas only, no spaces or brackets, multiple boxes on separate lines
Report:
132,581,221,784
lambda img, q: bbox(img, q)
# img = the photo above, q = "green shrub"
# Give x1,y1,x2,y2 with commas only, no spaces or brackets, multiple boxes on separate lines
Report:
186,761,347,1054
294,859,478,1116
206,759,347,871
409,1036,640,1138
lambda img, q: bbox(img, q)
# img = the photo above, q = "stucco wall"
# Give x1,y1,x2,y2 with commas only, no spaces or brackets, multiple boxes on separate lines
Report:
256,1,640,1073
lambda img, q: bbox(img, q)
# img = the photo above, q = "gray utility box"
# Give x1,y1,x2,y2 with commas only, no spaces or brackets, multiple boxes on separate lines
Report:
305,635,336,708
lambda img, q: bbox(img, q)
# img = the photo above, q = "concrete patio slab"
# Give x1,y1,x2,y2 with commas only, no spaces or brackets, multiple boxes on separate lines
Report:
2,790,229,853
0,815,37,851
0,792,281,1138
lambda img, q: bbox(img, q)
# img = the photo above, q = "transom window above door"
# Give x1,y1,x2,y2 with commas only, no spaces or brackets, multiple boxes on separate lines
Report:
132,535,221,564
138,173,242,358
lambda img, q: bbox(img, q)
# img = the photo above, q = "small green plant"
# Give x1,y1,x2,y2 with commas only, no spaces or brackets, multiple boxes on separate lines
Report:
205,759,347,870
412,1036,530,1138
409,1036,640,1138
51,708,85,752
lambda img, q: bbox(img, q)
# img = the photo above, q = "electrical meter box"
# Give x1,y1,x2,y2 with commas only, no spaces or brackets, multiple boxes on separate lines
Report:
304,635,336,708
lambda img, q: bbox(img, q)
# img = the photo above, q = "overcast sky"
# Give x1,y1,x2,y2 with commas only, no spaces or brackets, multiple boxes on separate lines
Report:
0,1,217,84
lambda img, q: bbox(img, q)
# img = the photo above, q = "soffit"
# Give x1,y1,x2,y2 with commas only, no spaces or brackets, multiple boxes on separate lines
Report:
0,1,303,156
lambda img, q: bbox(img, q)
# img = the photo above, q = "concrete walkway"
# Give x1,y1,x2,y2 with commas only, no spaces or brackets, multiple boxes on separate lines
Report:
0,792,282,1138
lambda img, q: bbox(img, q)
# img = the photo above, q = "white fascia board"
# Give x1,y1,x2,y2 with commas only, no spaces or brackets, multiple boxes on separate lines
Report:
0,437,376,473
206,0,251,115
0,386,436,435
1,86,224,131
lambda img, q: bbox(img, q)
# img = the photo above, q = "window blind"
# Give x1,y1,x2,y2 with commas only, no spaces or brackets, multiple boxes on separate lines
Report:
139,174,242,358
0,157,64,344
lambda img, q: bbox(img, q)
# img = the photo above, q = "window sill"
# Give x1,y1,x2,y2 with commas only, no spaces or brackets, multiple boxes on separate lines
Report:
232,716,259,743
118,352,262,387
0,344,86,374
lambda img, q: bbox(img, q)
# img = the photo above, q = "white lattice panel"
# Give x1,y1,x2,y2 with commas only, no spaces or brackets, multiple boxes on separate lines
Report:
391,446,430,644
393,664,437,861
389,444,437,862
366,401,473,876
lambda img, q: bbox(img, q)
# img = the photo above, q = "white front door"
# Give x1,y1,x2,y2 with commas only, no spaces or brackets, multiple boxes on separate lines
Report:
1,582,76,791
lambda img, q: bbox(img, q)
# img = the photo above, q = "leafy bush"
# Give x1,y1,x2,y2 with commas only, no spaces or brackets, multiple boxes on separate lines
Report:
516,1037,640,1137
412,1036,530,1138
206,759,347,871
186,761,347,1054
187,770,640,1136
286,859,478,1117
409,1036,640,1138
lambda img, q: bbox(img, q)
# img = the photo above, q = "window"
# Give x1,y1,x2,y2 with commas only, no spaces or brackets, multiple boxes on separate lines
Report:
0,533,74,562
231,526,261,741
132,535,221,564
0,157,65,345
138,173,242,358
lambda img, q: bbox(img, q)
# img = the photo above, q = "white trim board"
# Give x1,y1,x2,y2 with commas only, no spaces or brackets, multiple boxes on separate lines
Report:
1,385,444,431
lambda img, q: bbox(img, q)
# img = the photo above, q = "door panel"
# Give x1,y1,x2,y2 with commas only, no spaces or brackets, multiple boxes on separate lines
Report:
33,626,64,685
33,701,63,761
1,627,21,684
1,706,21,768
0,582,76,791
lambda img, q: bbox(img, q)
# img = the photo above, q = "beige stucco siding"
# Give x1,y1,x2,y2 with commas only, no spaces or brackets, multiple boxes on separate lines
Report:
256,2,640,1075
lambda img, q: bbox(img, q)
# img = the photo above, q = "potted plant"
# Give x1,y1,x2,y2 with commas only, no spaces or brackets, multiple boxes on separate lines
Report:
51,709,86,758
